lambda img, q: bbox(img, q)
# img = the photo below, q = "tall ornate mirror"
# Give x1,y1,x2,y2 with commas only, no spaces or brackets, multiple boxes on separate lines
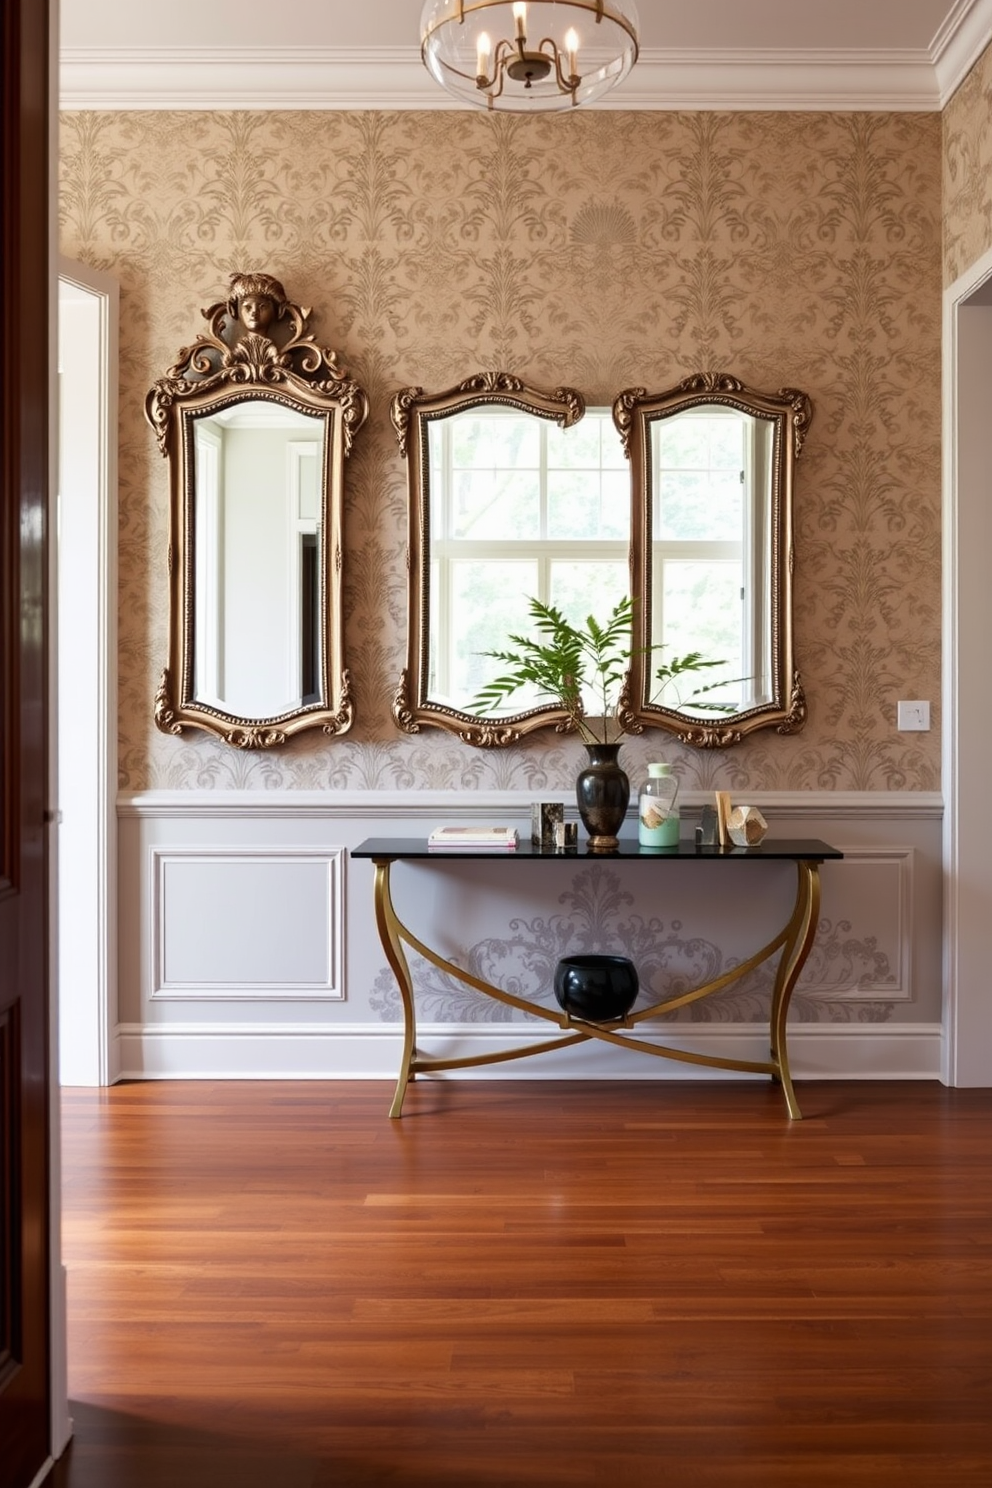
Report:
146,273,368,748
390,372,624,746
614,373,812,747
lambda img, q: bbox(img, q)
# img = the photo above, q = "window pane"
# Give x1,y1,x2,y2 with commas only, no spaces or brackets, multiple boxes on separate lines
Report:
654,560,744,712
657,470,741,541
549,562,630,713
654,413,745,541
547,467,629,541
547,412,629,540
453,469,540,539
546,410,626,469
550,560,628,622
441,561,540,708
451,415,540,469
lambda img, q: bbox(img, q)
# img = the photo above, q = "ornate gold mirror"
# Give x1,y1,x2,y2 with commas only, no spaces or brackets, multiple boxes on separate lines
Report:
614,373,812,747
146,273,368,747
390,372,630,746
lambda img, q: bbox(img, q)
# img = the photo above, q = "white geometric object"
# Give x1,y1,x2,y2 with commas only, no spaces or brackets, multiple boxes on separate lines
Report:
727,805,768,847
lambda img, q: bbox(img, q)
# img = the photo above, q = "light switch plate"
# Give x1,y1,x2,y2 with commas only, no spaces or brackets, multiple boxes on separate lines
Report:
897,700,930,731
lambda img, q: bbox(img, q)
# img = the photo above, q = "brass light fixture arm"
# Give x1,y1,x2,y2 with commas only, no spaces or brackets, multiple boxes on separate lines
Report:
478,35,580,104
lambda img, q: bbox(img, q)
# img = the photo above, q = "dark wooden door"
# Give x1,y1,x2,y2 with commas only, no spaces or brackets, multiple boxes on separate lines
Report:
0,1,53,1483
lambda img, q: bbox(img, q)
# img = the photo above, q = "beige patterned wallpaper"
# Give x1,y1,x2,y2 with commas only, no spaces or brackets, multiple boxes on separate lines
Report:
58,109,942,794
944,39,992,285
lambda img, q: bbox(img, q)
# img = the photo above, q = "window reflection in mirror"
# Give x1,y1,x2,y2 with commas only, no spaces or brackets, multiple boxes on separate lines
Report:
391,374,596,745
426,405,629,715
618,374,811,747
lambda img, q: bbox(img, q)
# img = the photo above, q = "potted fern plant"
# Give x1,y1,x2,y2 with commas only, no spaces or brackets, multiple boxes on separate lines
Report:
472,596,730,850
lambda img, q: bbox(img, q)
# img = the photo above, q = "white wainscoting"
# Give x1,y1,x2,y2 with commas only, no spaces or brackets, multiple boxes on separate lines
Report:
810,846,914,1001
116,789,944,1085
150,846,343,1000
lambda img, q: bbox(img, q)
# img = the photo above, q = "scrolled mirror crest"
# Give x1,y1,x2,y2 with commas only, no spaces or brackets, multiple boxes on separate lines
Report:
146,272,368,456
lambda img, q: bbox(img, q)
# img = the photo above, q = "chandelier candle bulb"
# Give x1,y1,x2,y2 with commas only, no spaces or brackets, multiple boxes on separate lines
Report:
638,762,680,848
565,27,578,78
477,31,491,77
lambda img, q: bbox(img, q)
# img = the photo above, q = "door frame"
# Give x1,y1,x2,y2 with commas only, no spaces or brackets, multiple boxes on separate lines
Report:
942,242,992,1086
56,259,119,1088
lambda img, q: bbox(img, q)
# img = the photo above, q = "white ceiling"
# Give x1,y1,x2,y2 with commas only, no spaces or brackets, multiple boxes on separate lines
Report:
59,0,992,111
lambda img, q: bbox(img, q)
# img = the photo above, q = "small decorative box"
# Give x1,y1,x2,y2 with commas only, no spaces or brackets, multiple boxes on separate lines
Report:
531,801,564,846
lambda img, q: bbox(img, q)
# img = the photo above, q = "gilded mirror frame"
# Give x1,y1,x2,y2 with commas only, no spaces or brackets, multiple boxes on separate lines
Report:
614,372,813,748
390,372,586,746
146,273,368,748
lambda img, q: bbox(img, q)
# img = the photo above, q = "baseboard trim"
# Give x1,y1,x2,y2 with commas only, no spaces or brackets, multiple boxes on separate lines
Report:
114,1021,943,1084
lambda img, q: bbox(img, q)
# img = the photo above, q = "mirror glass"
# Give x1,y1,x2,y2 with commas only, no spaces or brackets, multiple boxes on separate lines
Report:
147,272,368,748
617,374,812,746
192,401,325,719
426,403,629,714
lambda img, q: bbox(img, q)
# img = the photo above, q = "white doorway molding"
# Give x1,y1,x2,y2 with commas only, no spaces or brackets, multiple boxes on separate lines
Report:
57,258,119,1086
942,244,992,1086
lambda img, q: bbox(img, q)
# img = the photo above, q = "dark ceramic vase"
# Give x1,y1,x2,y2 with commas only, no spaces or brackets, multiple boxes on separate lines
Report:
576,742,630,850
554,954,639,1022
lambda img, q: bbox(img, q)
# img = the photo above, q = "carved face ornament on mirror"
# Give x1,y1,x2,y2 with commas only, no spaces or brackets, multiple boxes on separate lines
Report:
145,272,369,748
391,370,812,749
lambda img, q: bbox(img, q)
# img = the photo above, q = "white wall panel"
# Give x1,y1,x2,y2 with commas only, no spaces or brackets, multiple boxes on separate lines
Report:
810,848,913,999
151,847,342,999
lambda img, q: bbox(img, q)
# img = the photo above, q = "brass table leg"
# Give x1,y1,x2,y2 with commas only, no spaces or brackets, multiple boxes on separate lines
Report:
768,860,822,1120
372,860,418,1119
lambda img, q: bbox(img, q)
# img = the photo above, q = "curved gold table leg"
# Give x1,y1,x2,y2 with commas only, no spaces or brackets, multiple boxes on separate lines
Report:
768,860,822,1120
372,860,418,1119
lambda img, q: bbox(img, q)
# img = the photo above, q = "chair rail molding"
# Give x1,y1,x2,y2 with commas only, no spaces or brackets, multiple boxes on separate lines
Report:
117,788,944,822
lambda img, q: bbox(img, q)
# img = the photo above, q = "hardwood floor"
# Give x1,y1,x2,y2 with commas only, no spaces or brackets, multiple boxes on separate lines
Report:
50,1079,992,1487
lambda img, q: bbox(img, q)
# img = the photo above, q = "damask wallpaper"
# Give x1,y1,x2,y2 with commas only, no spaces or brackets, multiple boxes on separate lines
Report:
944,39,992,285
58,108,942,794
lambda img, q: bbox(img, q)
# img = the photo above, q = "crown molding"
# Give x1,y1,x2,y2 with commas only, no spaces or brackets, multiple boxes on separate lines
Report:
933,0,992,103
60,43,956,113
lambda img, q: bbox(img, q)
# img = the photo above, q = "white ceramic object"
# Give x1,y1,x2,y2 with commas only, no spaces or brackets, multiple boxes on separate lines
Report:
727,805,768,846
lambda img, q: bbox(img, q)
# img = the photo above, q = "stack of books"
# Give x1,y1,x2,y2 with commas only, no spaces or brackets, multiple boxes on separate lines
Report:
427,825,519,851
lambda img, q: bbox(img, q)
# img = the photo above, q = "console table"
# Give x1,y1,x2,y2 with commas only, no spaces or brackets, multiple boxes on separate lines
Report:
351,836,843,1121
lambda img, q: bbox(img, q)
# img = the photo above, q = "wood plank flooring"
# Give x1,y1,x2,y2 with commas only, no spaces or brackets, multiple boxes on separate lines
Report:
50,1079,992,1487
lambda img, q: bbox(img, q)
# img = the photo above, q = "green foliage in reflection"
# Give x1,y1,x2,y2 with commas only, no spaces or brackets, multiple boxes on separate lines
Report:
472,596,734,745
